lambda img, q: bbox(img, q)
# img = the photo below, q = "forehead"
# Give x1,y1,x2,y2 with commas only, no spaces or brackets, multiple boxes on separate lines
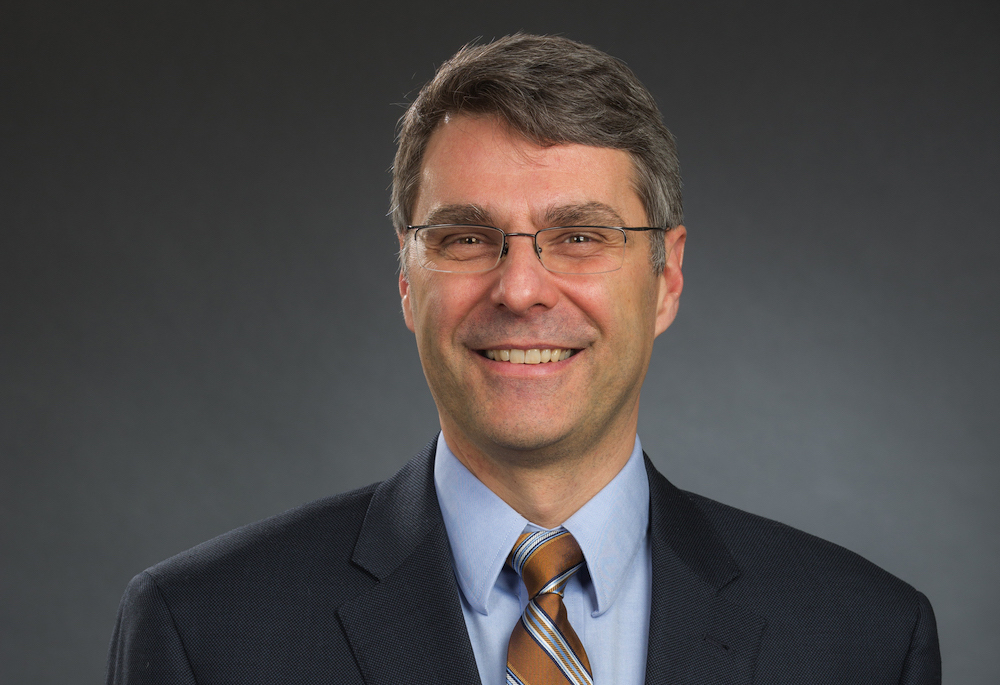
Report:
412,115,646,227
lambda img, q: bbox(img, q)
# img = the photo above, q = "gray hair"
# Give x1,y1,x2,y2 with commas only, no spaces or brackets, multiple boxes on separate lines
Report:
391,33,682,273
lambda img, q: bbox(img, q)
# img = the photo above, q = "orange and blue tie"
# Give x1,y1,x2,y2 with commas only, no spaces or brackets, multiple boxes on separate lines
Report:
506,530,593,685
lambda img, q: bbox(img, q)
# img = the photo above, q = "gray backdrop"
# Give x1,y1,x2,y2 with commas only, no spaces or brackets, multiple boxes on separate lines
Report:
2,1,997,682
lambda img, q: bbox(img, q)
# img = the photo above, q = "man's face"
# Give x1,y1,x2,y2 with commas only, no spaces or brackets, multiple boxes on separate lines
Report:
400,115,685,464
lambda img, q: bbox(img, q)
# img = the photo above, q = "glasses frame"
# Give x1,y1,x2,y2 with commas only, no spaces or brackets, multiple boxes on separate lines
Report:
404,224,666,274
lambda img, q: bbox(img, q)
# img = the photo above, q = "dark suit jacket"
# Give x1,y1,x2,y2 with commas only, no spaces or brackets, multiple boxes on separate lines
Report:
107,439,941,683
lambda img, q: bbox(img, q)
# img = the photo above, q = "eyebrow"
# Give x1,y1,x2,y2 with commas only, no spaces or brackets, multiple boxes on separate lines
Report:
544,201,626,227
421,201,627,228
421,204,494,226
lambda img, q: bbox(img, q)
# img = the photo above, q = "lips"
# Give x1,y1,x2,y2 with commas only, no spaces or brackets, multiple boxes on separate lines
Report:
482,348,573,364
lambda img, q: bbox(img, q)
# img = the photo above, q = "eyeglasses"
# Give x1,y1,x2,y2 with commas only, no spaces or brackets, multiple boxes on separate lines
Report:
405,224,664,274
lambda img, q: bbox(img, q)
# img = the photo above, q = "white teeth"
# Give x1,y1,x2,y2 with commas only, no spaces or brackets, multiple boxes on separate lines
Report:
484,348,573,363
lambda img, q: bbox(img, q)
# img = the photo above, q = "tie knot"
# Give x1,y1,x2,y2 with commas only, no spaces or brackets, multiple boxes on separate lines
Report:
508,530,585,598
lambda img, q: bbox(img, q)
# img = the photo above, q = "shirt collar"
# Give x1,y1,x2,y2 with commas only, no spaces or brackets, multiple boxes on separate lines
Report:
434,434,649,618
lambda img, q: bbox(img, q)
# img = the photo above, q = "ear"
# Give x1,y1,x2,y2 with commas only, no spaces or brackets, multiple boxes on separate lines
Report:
399,234,416,332
654,225,686,338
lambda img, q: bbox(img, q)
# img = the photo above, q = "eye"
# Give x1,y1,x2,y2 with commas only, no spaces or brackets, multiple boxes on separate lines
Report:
427,226,503,252
437,231,491,247
554,229,614,245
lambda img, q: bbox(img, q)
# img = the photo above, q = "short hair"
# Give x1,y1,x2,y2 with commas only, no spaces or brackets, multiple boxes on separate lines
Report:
391,33,682,273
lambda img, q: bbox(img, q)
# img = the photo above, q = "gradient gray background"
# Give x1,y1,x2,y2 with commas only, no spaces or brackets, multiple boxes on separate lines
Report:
2,1,997,682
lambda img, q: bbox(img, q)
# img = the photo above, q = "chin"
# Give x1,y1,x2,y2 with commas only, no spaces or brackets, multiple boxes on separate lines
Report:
474,419,574,457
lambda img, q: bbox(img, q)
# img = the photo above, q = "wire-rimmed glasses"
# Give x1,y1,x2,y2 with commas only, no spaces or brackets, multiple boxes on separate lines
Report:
405,224,664,274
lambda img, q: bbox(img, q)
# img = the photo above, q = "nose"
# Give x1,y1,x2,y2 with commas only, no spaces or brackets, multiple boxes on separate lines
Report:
490,233,559,315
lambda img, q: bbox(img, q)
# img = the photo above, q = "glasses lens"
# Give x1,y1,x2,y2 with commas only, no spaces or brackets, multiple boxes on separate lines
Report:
536,227,626,274
414,226,504,273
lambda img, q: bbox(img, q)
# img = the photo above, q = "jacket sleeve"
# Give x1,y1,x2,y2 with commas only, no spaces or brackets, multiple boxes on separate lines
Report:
106,571,198,685
898,591,942,685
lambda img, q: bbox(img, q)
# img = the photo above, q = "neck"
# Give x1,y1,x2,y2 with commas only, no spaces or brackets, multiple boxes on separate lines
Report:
441,421,637,529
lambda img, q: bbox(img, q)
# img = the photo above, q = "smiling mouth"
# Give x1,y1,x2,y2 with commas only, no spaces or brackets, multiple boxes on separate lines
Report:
481,348,575,364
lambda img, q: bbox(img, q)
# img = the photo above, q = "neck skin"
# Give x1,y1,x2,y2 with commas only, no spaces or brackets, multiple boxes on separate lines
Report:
439,401,640,529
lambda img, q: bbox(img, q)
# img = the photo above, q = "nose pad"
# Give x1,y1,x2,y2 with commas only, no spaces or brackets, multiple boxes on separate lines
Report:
499,234,544,266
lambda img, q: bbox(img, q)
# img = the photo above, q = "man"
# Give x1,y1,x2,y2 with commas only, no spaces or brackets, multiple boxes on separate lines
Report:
107,34,941,684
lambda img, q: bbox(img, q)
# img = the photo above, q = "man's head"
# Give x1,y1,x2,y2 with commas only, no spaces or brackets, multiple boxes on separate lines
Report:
392,33,683,273
394,35,686,484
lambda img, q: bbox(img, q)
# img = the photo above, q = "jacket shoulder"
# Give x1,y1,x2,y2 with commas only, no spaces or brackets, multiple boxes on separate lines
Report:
682,490,939,681
109,483,383,684
684,490,921,602
144,481,379,590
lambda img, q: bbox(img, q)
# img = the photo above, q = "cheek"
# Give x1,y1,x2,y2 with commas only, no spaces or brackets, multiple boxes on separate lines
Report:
410,283,467,346
567,280,634,328
431,277,492,320
598,280,660,344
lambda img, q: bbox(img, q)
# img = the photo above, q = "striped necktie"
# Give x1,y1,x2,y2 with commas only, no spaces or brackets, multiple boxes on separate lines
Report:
506,530,593,685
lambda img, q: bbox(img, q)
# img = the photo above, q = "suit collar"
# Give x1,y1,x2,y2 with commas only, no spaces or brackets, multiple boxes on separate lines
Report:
349,438,444,580
644,454,740,591
643,454,766,684
338,443,765,685
338,437,482,684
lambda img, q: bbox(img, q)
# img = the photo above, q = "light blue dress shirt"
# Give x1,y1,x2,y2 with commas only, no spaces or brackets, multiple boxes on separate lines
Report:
433,434,652,685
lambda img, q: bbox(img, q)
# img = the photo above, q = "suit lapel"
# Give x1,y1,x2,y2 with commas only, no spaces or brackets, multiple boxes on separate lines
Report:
336,445,765,684
643,456,766,684
337,440,481,684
